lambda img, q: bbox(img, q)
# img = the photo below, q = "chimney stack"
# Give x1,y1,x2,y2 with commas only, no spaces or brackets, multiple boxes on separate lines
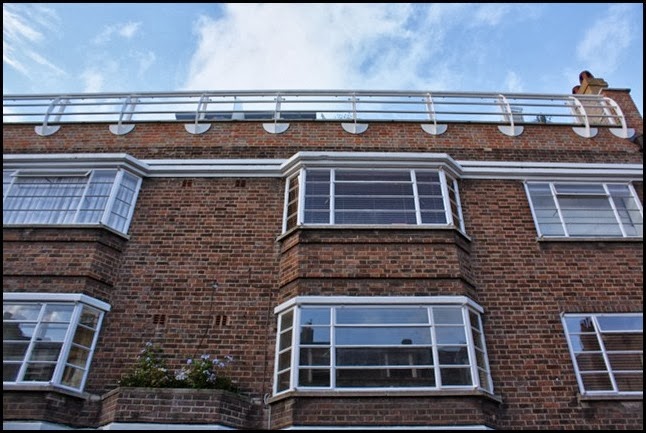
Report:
572,70,608,95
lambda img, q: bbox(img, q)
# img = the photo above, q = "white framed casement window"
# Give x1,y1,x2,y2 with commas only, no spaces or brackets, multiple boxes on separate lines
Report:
274,296,493,396
3,293,110,393
283,168,465,233
3,168,142,236
525,182,643,238
562,313,642,397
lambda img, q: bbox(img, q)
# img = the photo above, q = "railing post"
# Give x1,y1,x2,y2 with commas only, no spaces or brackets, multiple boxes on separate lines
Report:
35,97,69,136
109,96,138,135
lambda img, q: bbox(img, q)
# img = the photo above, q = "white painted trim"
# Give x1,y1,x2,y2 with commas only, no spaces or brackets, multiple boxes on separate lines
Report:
4,153,642,181
274,295,483,315
3,292,111,312
2,421,235,430
283,425,492,430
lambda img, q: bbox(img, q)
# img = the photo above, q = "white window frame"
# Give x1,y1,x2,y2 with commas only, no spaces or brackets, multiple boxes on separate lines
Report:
3,292,110,393
283,168,465,233
273,296,493,396
562,312,643,397
524,181,643,239
3,168,142,236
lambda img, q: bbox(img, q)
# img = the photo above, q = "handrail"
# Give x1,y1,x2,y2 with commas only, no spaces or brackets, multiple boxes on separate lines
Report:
3,90,631,137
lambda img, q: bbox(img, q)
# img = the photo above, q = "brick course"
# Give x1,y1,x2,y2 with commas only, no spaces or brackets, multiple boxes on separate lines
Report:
3,88,643,429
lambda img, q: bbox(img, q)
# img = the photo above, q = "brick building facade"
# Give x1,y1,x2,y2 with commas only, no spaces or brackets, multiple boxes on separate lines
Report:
3,73,643,429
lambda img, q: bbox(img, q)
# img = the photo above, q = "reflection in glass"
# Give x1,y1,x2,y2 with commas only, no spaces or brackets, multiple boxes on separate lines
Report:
336,368,435,388
336,327,431,345
336,307,427,324
299,368,330,387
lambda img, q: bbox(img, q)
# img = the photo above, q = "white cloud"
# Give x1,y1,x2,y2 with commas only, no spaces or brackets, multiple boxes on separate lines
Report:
3,3,65,78
93,21,142,44
577,4,633,75
504,71,524,93
81,69,105,93
183,3,539,93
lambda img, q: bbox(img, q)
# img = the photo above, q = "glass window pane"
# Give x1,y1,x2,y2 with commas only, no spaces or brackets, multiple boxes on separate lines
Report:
437,346,469,365
3,363,21,381
336,368,435,388
596,316,643,332
3,342,29,360
279,310,294,330
435,326,467,345
278,349,291,371
4,303,42,321
574,353,607,372
568,334,601,352
42,304,74,322
29,342,63,362
299,348,330,366
300,308,330,326
72,326,95,348
440,367,472,386
614,373,643,392
433,307,464,325
336,307,428,325
336,347,433,367
336,327,431,345
580,372,613,391
276,370,291,392
23,363,57,381
279,329,292,350
607,353,643,371
79,308,101,329
564,316,595,333
36,323,69,342
554,184,606,194
602,334,643,351
66,345,90,368
300,326,330,345
61,366,85,389
299,368,330,387
420,212,447,224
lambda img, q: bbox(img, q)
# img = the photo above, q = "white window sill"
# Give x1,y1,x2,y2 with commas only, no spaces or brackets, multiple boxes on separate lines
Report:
578,392,643,401
537,236,642,242
3,383,97,400
267,388,502,405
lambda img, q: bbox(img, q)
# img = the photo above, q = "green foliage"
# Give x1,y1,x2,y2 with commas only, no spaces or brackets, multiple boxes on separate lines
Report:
119,342,237,392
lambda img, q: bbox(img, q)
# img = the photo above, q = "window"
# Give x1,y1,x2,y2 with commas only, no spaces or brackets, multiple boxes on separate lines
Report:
274,297,492,395
562,313,642,396
3,293,110,392
284,168,464,232
3,169,142,235
525,182,643,238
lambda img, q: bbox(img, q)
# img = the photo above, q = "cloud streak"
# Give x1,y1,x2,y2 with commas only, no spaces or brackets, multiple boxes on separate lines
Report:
183,3,539,93
3,3,65,79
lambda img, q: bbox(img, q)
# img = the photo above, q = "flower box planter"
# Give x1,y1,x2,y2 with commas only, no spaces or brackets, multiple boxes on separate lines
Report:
100,386,255,429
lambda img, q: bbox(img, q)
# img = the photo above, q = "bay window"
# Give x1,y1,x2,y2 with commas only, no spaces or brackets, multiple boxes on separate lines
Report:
274,297,492,395
3,293,110,392
284,168,464,232
3,168,142,235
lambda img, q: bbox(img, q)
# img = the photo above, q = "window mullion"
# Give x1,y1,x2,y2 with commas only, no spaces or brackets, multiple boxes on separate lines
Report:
603,184,628,238
429,307,441,388
292,307,300,391
411,170,422,225
590,316,620,393
330,307,336,389
100,170,123,226
72,172,93,224
16,303,47,383
439,169,452,226
51,303,82,386
463,307,479,389
329,169,336,225
550,183,570,237
452,177,466,233
297,169,305,226
282,174,291,233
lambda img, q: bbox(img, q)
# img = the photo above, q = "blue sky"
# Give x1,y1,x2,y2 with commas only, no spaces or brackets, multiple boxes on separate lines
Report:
3,3,644,114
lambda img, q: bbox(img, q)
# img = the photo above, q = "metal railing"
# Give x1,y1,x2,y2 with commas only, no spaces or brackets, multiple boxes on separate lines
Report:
2,90,634,138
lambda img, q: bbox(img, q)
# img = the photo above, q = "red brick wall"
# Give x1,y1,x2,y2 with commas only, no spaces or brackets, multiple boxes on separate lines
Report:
2,89,643,429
